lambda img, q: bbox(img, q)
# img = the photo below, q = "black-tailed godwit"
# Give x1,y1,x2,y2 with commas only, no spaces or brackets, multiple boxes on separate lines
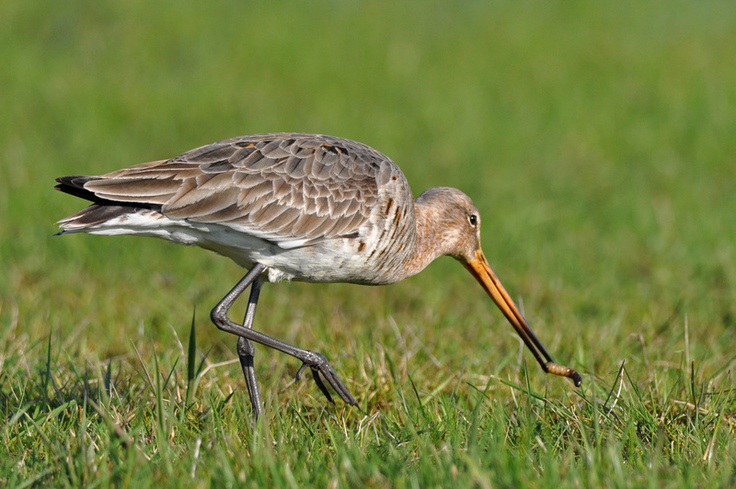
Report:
56,133,581,418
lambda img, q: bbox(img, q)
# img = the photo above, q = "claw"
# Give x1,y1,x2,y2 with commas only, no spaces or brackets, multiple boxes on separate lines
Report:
295,356,356,406
311,368,335,403
295,362,309,381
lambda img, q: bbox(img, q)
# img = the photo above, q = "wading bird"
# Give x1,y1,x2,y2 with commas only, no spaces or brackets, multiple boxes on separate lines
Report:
55,133,581,418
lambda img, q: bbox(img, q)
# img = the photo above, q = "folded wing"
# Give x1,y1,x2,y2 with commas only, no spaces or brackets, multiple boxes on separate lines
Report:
56,133,397,249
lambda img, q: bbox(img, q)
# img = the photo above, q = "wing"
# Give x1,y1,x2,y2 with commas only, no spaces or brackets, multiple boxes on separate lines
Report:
74,133,402,248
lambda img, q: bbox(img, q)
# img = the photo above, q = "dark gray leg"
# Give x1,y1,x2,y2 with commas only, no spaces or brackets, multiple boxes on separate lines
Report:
237,274,265,419
211,264,357,414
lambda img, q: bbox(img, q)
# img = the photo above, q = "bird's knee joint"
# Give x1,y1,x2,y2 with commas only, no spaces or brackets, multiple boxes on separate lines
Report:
210,307,227,329
237,337,256,357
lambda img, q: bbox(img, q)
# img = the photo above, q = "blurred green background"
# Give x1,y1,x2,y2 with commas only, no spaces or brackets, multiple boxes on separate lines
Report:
2,0,736,486
3,0,734,369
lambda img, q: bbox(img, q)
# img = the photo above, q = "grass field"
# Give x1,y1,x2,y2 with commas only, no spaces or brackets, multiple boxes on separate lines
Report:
2,0,736,487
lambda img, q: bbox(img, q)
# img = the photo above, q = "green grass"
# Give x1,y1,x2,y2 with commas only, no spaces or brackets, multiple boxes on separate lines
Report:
2,0,736,486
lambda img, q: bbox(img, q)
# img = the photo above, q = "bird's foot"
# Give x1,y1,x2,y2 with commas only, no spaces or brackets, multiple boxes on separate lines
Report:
295,351,358,407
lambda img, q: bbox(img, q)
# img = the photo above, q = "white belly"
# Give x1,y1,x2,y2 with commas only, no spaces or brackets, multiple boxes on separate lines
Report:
72,209,379,284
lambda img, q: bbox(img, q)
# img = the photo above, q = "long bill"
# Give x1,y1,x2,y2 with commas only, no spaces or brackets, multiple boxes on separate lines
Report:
464,250,582,387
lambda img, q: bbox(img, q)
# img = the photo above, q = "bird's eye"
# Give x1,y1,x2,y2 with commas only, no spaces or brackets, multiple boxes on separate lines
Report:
468,214,478,227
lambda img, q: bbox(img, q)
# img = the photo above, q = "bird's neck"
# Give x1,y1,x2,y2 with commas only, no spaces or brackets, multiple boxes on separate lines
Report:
400,198,450,278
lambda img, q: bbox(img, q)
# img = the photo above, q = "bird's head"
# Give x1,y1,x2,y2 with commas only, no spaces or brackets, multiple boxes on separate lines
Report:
415,187,581,387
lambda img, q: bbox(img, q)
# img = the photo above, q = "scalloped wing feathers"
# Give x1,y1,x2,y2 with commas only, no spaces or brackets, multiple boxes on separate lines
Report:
74,133,401,249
